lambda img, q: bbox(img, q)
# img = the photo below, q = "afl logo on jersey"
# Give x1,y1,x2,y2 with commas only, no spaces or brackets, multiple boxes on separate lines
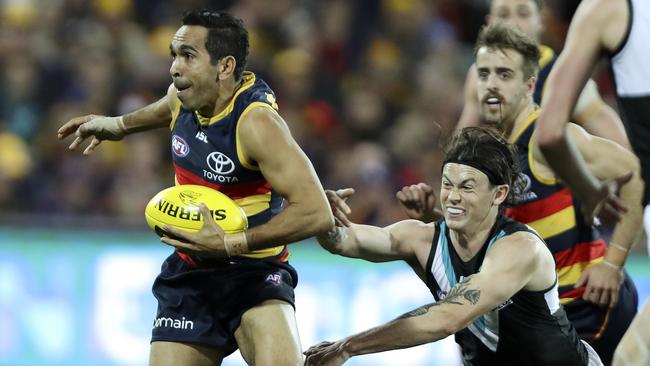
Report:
515,173,537,202
172,135,190,157
207,152,235,175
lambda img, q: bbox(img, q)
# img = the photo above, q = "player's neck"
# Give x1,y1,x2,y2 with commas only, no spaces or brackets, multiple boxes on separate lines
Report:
450,208,499,260
506,100,536,140
205,78,243,117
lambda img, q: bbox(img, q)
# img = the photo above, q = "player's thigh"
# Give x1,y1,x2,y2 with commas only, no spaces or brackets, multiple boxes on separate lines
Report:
234,299,302,366
149,341,224,366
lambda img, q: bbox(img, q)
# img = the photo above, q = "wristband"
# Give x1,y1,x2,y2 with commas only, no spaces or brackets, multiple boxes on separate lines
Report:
609,242,630,253
602,259,623,271
117,116,129,134
224,232,249,257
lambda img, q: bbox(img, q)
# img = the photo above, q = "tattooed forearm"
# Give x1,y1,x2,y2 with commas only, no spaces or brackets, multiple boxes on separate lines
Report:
443,276,481,305
318,226,348,247
397,276,481,319
397,303,437,319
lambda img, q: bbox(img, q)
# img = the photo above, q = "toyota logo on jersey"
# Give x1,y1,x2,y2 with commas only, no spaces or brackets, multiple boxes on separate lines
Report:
206,152,235,175
172,135,190,157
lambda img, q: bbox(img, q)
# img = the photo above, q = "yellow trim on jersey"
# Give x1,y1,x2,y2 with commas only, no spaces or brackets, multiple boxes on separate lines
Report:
242,245,284,259
194,72,257,126
508,107,540,143
537,45,555,102
169,95,182,130
235,102,280,170
558,257,603,288
538,45,555,70
235,193,272,217
527,205,576,239
528,131,558,185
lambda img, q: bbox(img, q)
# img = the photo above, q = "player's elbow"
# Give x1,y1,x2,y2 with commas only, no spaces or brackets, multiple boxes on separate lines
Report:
308,204,335,237
316,210,335,235
441,317,466,337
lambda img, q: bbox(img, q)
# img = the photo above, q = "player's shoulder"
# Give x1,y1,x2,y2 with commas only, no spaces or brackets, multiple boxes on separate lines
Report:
491,229,543,263
575,0,625,26
240,72,279,111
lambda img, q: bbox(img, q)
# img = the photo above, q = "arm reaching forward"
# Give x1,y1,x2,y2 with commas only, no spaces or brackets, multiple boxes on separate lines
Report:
57,84,177,154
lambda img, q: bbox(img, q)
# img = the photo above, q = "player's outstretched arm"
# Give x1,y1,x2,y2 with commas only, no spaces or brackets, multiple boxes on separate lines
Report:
57,84,176,155
317,219,428,263
318,187,427,262
304,232,545,366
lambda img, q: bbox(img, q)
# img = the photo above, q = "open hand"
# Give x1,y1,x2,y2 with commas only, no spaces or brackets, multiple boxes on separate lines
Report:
575,261,623,308
57,115,127,155
304,340,350,366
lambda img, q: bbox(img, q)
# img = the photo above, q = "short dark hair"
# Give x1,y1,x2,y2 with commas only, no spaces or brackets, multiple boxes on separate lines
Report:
474,23,540,79
444,127,522,207
489,0,543,10
182,10,249,80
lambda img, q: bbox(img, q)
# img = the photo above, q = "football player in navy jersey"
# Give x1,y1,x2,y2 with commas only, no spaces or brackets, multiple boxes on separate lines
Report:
456,0,629,149
58,10,333,366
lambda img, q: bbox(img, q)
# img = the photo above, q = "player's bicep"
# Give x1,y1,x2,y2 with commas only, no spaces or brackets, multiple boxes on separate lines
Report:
566,123,638,181
238,107,323,201
456,236,539,319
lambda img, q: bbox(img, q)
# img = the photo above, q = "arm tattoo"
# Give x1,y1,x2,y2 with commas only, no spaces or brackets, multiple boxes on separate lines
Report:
322,226,347,244
397,276,481,320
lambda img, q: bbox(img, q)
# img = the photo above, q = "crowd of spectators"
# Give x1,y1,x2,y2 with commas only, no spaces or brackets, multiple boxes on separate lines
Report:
0,0,596,229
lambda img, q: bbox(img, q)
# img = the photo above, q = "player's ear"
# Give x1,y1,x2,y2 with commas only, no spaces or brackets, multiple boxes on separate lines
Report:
217,56,237,81
493,184,509,206
526,75,536,97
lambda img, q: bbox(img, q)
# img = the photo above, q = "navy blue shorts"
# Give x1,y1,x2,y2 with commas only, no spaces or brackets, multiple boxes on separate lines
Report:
150,252,298,356
566,271,638,365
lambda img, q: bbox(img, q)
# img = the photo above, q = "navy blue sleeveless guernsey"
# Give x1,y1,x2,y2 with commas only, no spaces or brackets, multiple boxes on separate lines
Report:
169,71,288,263
425,215,588,365
533,45,557,105
506,110,608,313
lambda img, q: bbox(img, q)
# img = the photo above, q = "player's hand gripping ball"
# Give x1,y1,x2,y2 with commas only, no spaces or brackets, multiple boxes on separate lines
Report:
145,185,247,238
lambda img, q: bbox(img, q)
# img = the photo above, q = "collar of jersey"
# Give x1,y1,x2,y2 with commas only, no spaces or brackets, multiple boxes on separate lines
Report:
538,44,555,70
195,71,257,125
508,107,541,143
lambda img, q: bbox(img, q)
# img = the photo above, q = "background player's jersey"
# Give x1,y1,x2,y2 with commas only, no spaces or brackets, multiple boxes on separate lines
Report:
533,45,557,105
505,109,607,309
611,0,650,204
424,216,588,365
169,71,288,262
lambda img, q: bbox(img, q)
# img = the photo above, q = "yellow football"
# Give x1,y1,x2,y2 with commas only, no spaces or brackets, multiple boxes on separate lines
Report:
145,185,248,237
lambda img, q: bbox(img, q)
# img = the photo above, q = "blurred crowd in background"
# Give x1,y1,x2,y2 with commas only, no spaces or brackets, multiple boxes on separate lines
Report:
1,0,607,229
